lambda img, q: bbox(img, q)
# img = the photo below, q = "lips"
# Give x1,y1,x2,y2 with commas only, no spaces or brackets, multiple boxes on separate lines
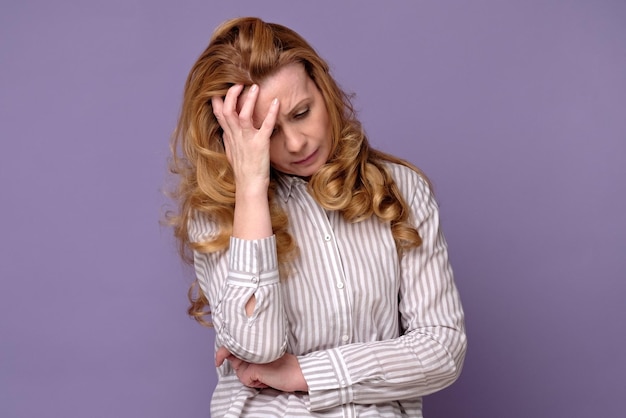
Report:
293,149,318,165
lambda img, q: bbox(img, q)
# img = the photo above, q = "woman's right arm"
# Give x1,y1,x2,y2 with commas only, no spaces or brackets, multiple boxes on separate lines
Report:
190,85,286,364
191,219,286,365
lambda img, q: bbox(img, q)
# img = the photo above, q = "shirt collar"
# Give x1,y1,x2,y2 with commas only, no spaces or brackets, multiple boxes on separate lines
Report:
274,172,308,202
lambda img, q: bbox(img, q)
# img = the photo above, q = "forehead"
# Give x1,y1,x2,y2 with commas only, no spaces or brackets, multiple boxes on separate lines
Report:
252,63,316,120
259,63,310,98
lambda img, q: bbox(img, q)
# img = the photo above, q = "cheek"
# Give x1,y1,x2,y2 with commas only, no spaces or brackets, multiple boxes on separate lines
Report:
268,142,282,165
316,109,332,141
319,119,332,147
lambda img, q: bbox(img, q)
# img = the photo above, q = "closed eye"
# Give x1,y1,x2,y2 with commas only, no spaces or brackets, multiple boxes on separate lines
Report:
293,108,309,120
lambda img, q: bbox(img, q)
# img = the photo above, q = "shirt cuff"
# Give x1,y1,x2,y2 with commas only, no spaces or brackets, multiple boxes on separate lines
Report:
228,235,279,288
298,349,353,411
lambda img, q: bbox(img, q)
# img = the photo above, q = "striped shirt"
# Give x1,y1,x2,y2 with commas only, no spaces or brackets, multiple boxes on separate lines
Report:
190,162,467,417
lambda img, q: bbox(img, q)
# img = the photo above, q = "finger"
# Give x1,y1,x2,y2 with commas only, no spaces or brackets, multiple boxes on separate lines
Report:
238,364,258,388
246,377,267,389
235,362,250,380
240,365,270,389
211,97,229,153
221,84,245,129
229,357,244,371
215,346,231,367
237,84,259,129
211,96,226,128
258,98,280,138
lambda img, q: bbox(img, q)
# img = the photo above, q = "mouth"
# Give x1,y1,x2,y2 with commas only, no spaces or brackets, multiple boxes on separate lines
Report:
293,149,318,165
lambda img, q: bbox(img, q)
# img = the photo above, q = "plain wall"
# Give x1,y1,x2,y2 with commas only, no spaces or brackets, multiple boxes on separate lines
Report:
1,1,625,417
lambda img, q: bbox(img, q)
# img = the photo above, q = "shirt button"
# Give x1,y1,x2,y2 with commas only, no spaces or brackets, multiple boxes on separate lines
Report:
251,276,258,284
341,335,349,342
324,234,331,241
336,282,344,289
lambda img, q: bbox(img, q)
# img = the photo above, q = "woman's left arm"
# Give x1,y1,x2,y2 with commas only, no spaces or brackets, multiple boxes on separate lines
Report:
222,171,467,410
297,173,467,410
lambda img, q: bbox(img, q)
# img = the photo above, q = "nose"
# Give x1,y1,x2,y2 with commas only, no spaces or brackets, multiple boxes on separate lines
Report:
282,126,306,153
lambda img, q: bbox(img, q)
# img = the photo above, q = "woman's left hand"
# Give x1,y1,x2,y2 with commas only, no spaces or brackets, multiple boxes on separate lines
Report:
216,347,308,393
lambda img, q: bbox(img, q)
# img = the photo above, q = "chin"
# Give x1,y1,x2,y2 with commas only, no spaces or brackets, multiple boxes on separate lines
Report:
275,160,325,178
298,164,325,178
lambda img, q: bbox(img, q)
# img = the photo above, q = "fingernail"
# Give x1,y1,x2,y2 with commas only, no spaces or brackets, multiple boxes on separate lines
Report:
250,84,258,92
272,98,278,105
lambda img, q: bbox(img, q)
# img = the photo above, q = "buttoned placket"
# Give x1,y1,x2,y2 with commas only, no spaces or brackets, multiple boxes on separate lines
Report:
291,181,353,347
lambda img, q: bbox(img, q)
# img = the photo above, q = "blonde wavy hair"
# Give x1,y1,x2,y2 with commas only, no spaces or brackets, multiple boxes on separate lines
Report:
169,17,428,324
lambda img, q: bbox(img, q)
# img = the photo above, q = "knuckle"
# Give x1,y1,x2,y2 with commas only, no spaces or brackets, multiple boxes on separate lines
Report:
222,107,233,118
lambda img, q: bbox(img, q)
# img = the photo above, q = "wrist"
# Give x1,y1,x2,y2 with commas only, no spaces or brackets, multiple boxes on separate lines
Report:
235,177,270,197
233,189,272,240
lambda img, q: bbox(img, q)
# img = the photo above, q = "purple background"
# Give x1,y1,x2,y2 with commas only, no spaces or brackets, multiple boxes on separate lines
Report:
2,1,625,417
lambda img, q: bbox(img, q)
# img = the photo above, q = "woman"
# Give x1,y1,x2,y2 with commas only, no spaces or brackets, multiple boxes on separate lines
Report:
170,16,466,417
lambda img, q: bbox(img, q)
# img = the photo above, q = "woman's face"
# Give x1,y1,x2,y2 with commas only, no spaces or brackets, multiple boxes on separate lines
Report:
250,63,332,178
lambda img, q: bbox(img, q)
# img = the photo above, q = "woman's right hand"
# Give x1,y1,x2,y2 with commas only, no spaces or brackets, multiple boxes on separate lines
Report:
212,84,278,240
211,84,280,196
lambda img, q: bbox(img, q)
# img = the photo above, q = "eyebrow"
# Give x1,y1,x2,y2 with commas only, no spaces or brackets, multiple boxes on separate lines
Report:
281,98,310,118
252,96,310,127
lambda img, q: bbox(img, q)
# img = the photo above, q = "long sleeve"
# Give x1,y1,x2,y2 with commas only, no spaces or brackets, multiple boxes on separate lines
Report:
297,167,467,411
190,214,287,364
204,166,466,417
